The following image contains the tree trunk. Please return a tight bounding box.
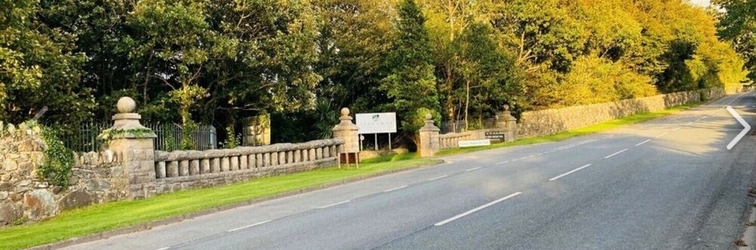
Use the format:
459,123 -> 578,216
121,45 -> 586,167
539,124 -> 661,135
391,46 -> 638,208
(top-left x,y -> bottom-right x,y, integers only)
465,79 -> 470,131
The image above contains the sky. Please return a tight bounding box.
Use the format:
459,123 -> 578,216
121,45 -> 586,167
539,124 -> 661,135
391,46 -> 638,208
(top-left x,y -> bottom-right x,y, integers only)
690,0 -> 711,7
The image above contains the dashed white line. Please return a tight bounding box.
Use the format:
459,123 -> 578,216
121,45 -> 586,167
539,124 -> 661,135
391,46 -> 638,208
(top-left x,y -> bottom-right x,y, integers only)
155,248 -> 170,250
635,139 -> 652,147
702,116 -> 708,119
673,127 -> 681,131
496,160 -> 510,165
536,153 -> 543,156
686,122 -> 693,126
228,220 -> 272,232
548,164 -> 592,181
655,132 -> 669,138
512,159 -> 520,162
465,167 -> 482,172
383,185 -> 408,192
604,149 -> 629,159
727,94 -> 744,105
317,200 -> 351,209
428,175 -> 449,181
434,192 -> 522,226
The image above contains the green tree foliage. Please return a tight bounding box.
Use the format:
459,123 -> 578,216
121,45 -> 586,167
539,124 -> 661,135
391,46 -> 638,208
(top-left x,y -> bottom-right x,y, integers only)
456,22 -> 524,129
715,0 -> 756,82
1,0 -> 748,151
0,0 -> 93,126
381,0 -> 440,145
312,0 -> 393,110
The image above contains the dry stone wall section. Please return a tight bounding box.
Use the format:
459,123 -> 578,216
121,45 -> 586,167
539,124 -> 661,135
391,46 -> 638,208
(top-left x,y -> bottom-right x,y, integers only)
517,88 -> 726,138
0,122 -> 127,227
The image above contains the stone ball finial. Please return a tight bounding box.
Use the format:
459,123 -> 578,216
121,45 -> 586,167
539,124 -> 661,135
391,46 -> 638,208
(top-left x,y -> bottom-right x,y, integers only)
425,113 -> 432,120
340,108 -> 350,116
117,97 -> 137,113
503,104 -> 510,111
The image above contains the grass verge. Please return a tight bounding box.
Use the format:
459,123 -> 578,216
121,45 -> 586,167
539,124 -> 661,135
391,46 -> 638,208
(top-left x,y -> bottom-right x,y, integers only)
437,101 -> 703,156
0,158 -> 440,250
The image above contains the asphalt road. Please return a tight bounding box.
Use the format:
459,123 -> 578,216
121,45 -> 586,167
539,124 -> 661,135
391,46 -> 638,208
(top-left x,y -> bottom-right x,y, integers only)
63,93 -> 756,250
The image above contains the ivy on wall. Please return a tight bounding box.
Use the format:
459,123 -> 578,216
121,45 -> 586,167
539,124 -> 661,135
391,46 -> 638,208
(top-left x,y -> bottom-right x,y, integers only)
39,127 -> 74,188
1,121 -> 74,188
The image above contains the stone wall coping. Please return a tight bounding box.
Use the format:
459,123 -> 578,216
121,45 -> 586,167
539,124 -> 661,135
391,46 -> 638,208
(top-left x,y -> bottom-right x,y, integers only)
154,138 -> 344,162
439,131 -> 473,139
525,89 -> 704,114
157,158 -> 336,182
73,151 -> 123,167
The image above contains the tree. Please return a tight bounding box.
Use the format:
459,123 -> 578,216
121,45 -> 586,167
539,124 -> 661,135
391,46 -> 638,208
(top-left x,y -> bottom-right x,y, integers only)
0,0 -> 93,126
715,0 -> 756,82
381,0 -> 440,147
203,0 -> 322,135
457,22 -> 523,129
311,0 -> 393,110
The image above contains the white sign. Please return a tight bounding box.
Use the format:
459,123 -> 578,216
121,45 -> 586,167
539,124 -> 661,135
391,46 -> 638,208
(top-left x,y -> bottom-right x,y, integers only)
459,139 -> 491,148
356,113 -> 397,134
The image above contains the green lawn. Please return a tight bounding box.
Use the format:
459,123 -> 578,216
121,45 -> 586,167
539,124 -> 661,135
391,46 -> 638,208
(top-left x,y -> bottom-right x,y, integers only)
437,101 -> 703,156
0,158 -> 440,250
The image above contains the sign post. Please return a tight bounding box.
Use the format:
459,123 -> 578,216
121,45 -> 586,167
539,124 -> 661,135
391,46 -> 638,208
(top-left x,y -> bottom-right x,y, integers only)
356,113 -> 397,151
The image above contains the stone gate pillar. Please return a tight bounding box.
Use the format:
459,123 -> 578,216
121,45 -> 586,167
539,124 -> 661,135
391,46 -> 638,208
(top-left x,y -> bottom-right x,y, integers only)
107,97 -> 157,199
332,108 -> 360,167
419,114 -> 440,157
502,105 -> 518,142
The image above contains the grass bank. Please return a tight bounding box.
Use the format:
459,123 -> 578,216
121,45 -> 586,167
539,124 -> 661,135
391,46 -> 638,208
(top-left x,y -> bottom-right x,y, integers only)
0,158 -> 440,250
437,101 -> 703,156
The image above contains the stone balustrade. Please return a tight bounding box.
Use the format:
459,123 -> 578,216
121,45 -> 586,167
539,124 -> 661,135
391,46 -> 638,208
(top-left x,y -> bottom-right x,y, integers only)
152,139 -> 343,193
439,132 -> 474,149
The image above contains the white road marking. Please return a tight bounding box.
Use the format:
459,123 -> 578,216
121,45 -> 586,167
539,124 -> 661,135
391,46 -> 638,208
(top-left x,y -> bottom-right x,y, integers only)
512,159 -> 520,162
228,220 -> 272,232
536,153 -> 544,156
604,149 -> 629,159
686,122 -> 693,126
702,116 -> 708,119
548,164 -> 592,181
434,192 -> 522,226
465,167 -> 482,172
428,175 -> 449,181
155,248 -> 170,250
383,185 -> 408,192
727,94 -> 744,105
317,200 -> 351,209
635,139 -> 652,147
673,127 -> 681,131
496,160 -> 509,165
655,132 -> 669,138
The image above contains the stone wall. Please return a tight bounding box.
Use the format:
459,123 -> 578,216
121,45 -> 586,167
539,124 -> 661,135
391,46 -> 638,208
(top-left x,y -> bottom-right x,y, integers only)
0,121 -> 343,227
153,139 -> 343,193
65,151 -> 128,208
0,122 -> 128,227
517,88 -> 725,138
0,122 -> 49,226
